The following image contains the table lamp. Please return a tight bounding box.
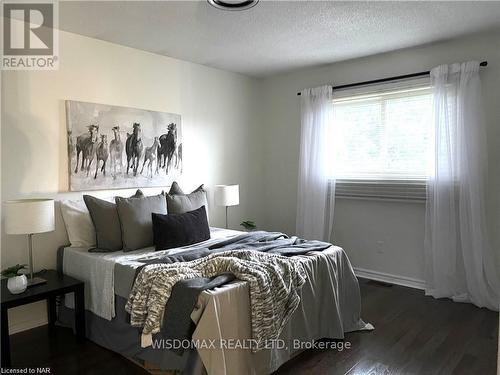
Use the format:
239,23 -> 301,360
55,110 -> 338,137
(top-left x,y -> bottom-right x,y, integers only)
214,185 -> 239,229
4,199 -> 55,287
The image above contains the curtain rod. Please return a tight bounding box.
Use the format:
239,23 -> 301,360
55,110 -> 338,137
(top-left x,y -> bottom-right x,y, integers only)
296,61 -> 488,96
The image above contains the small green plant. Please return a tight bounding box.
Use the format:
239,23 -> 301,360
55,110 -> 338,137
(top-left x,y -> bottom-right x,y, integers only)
240,220 -> 257,231
1,264 -> 27,278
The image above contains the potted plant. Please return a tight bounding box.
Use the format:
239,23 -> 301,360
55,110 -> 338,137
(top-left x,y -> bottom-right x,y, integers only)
240,220 -> 257,231
2,264 -> 28,294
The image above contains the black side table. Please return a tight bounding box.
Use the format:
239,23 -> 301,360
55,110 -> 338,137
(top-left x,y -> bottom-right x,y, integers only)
1,270 -> 85,367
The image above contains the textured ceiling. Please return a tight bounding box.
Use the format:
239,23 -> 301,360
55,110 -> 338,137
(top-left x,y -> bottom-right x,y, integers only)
59,1 -> 500,77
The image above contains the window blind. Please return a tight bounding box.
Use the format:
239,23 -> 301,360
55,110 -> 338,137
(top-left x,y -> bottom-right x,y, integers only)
334,179 -> 427,201
331,78 -> 433,183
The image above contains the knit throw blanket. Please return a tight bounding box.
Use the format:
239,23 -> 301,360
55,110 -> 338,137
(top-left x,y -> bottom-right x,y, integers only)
125,249 -> 307,350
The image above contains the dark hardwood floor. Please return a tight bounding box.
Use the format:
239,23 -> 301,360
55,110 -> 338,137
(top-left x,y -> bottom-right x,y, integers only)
8,324 -> 149,374
277,279 -> 499,375
6,279 -> 498,375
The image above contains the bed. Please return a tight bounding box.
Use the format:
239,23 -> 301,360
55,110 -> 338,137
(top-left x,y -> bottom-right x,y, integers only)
56,227 -> 372,374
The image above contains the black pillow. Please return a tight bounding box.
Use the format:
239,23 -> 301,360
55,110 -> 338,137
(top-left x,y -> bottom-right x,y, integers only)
152,206 -> 210,250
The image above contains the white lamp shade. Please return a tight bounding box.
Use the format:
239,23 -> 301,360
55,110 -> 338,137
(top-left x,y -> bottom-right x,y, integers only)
214,185 -> 240,207
4,199 -> 55,235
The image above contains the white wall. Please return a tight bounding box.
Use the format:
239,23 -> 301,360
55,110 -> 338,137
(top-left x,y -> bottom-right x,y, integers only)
260,30 -> 500,284
1,30 -> 264,333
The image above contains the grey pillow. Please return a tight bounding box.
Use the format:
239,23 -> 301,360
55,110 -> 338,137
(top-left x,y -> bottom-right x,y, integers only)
168,181 -> 185,195
116,193 -> 168,251
166,183 -> 209,218
84,190 -> 143,252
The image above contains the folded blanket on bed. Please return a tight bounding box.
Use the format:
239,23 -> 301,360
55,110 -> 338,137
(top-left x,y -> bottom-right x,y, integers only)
134,247 -> 236,354
126,250 -> 307,351
127,231 -> 332,349
207,231 -> 332,256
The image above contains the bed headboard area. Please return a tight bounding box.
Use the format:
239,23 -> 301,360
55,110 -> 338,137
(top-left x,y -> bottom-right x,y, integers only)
3,186 -> 168,273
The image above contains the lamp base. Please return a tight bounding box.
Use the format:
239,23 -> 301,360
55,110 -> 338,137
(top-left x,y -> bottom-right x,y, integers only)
27,277 -> 47,287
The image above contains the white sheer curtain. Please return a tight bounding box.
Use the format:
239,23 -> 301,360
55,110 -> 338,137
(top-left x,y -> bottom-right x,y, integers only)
425,61 -> 499,311
296,85 -> 335,241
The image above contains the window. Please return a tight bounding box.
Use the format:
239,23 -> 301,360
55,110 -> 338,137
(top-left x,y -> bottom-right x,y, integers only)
332,82 -> 433,182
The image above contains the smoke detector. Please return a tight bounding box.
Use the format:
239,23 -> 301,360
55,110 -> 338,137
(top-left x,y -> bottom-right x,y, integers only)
207,0 -> 259,11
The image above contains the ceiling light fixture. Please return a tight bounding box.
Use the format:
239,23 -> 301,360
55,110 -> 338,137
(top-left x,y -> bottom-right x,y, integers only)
207,0 -> 259,11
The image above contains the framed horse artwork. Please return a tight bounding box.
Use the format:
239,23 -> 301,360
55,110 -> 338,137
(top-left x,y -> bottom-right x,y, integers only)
65,100 -> 182,191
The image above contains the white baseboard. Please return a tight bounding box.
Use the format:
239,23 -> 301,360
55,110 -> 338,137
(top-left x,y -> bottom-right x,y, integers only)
9,317 -> 48,335
354,267 -> 426,290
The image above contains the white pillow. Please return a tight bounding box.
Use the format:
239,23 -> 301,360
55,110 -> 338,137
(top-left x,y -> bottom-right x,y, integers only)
60,199 -> 96,247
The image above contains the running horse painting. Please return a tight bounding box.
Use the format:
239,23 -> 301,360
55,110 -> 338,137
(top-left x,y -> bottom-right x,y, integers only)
126,123 -> 143,177
157,123 -> 178,174
66,100 -> 182,191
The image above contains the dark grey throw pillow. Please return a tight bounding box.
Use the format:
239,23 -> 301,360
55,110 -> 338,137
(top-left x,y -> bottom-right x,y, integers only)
116,193 -> 168,251
166,183 -> 209,219
152,206 -> 210,250
84,190 -> 143,252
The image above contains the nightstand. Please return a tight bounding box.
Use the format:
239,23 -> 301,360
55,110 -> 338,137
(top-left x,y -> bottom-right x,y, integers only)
1,270 -> 85,367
